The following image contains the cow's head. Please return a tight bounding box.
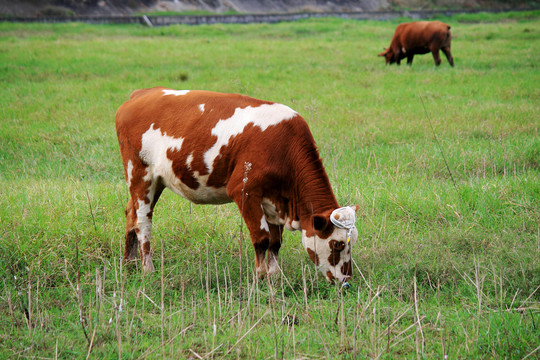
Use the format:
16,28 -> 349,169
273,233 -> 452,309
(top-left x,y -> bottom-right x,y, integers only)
378,48 -> 394,64
302,206 -> 359,284
378,47 -> 406,65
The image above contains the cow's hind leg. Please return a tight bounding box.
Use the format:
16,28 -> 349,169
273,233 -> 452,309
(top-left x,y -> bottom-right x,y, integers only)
441,46 -> 454,67
138,180 -> 164,272
124,197 -> 139,262
124,167 -> 165,272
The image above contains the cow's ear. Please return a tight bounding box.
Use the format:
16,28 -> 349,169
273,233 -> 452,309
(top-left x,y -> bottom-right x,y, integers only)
312,214 -> 330,232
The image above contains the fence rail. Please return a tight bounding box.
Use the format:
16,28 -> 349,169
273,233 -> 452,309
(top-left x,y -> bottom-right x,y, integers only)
1,8 -> 536,26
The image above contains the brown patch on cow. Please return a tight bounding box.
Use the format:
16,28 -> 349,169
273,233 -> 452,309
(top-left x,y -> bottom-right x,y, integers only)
141,242 -> 151,255
125,198 -> 136,228
169,150 -> 200,190
206,143 -> 235,188
329,240 -> 345,251
326,271 -> 335,281
341,260 -> 352,277
308,209 -> 337,239
124,229 -> 138,260
306,247 -> 320,266
328,240 -> 345,266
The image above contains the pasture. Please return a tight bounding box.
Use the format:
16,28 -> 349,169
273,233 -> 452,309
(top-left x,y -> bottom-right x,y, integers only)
0,11 -> 539,359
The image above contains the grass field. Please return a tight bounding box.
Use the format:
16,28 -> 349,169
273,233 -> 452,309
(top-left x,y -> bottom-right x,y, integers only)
0,10 -> 539,359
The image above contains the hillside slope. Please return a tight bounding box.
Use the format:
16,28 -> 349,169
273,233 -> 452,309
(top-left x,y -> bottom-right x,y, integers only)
0,0 -> 536,16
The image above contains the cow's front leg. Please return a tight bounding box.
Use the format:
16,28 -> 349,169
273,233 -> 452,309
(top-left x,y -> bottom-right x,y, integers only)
230,193 -> 272,278
248,208 -> 273,279
253,234 -> 270,279
431,47 -> 442,66
266,223 -> 283,276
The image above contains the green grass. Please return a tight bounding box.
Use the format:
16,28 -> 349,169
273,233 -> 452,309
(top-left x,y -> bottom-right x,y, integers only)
0,12 -> 539,359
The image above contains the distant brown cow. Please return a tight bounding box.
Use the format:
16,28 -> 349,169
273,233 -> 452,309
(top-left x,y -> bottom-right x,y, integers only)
379,21 -> 454,67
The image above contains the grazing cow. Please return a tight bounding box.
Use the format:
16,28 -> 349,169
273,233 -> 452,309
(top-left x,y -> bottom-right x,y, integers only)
115,87 -> 359,283
378,21 -> 454,66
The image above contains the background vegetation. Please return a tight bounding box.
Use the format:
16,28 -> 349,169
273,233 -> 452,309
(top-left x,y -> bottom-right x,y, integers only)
0,10 -> 539,359
2,0 -> 540,17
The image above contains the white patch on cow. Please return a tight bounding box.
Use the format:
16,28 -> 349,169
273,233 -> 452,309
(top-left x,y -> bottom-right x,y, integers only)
140,124 -> 184,186
301,229 -> 330,262
198,104 -> 205,113
162,89 -> 190,96
134,173 -> 163,272
260,215 -> 270,232
204,103 -> 297,172
136,199 -> 153,245
139,124 -> 229,204
186,153 -> 194,168
142,166 -> 152,183
126,160 -> 133,188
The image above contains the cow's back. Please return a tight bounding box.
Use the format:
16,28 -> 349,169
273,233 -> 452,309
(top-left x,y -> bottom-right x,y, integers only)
117,88 -> 270,137
397,21 -> 451,49
115,88 -> 305,204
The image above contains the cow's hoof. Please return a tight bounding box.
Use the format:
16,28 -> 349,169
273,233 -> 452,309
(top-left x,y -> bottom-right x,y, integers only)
256,263 -> 268,279
123,256 -> 138,264
256,269 -> 267,280
143,256 -> 155,272
267,254 -> 279,276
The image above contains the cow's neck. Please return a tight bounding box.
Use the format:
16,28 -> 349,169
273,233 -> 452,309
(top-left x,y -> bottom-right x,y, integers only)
292,156 -> 339,228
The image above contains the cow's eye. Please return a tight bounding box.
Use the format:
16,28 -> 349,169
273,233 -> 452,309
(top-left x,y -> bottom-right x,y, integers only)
329,240 -> 345,251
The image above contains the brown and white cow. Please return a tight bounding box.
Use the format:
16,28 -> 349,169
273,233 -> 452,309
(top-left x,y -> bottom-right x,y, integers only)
115,87 -> 359,283
378,21 -> 454,67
